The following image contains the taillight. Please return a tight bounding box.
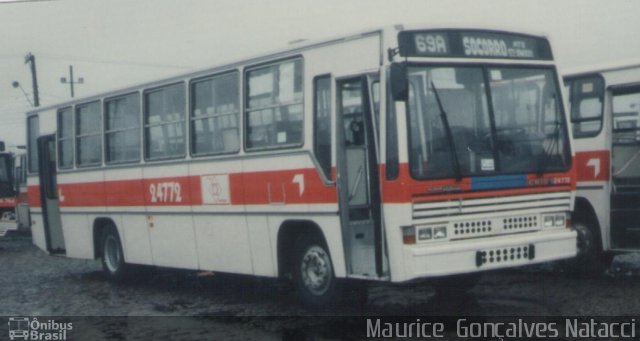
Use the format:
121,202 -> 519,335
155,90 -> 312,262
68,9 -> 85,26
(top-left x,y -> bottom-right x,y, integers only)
401,225 -> 416,244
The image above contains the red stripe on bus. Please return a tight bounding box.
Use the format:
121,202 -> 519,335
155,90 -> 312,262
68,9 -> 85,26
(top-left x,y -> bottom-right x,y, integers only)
0,197 -> 16,208
28,186 -> 40,207
27,164 -> 574,208
575,150 -> 609,181
380,163 -> 574,203
28,168 -> 338,208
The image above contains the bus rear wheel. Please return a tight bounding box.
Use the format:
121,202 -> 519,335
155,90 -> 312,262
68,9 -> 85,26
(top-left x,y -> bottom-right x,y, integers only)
292,234 -> 342,307
100,225 -> 129,281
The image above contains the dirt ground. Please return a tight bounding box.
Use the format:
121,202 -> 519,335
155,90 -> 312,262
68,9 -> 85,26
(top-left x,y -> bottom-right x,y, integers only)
2,234 -> 640,340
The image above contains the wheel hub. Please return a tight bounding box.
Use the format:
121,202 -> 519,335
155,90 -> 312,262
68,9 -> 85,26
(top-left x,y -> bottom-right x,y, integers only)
300,246 -> 331,295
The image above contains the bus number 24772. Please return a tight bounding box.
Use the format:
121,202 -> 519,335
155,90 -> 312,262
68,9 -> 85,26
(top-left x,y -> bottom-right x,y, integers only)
149,182 -> 183,203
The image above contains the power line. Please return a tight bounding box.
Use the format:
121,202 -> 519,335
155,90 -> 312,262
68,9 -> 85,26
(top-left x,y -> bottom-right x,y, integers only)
37,52 -> 195,70
0,0 -> 58,4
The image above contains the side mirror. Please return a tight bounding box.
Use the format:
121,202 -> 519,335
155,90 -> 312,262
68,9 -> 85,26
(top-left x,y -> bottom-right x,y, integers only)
389,63 -> 408,101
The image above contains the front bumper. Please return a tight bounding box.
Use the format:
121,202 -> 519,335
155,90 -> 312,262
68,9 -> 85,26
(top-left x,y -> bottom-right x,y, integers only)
401,229 -> 576,281
0,219 -> 18,237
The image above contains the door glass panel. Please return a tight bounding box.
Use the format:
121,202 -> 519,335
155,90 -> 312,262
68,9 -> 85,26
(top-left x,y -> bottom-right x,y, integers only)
340,80 -> 370,220
46,140 -> 57,199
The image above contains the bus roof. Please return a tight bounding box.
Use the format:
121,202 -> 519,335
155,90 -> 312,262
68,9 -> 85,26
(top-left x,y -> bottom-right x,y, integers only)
563,59 -> 640,78
25,23 -> 552,115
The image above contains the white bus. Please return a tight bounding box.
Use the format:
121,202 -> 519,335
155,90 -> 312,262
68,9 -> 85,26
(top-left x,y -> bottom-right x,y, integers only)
0,144 -> 17,236
0,150 -> 30,237
26,25 -> 577,306
564,61 -> 640,275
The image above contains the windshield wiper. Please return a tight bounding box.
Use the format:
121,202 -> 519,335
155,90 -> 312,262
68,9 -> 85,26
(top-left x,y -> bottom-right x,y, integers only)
430,81 -> 462,181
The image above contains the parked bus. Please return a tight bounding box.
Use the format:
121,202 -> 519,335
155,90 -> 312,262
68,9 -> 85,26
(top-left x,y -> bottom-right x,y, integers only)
564,61 -> 640,275
0,141 -> 17,236
26,25 -> 577,306
0,147 -> 29,237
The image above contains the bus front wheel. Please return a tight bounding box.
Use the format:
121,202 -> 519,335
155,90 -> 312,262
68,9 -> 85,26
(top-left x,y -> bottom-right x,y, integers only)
292,234 -> 342,307
100,225 -> 129,281
572,219 -> 613,277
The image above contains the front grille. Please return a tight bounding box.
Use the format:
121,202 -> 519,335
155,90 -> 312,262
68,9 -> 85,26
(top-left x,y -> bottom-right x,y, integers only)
503,215 -> 538,230
476,244 -> 535,267
412,192 -> 572,220
411,192 -> 571,241
448,213 -> 541,240
453,220 -> 493,237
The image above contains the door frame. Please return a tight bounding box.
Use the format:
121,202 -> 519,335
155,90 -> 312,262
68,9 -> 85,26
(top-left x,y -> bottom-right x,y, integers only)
335,74 -> 384,277
37,134 -> 65,254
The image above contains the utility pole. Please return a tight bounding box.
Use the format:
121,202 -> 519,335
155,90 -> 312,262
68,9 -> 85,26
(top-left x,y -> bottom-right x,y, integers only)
24,52 -> 39,107
60,65 -> 84,98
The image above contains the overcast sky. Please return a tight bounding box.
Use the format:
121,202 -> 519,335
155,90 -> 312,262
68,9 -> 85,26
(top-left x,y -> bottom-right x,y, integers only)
1,0 -> 638,148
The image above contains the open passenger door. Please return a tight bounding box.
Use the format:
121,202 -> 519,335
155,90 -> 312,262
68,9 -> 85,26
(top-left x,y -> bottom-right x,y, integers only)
37,134 -> 65,254
335,75 -> 385,278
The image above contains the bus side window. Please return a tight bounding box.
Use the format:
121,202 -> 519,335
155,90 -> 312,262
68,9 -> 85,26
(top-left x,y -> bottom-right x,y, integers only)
568,76 -> 604,138
246,58 -> 303,150
27,115 -> 39,173
105,93 -> 141,164
57,107 -> 74,169
144,83 -> 186,160
191,72 -> 240,156
313,75 -> 332,179
75,101 -> 102,167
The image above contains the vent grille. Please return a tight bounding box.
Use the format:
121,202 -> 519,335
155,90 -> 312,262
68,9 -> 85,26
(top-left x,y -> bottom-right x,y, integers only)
453,220 -> 492,237
412,192 -> 572,220
476,244 -> 535,267
503,215 -> 538,230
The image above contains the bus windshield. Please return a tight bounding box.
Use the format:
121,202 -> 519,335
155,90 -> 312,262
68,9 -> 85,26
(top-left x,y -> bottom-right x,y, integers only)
0,155 -> 10,183
407,65 -> 570,179
0,154 -> 13,197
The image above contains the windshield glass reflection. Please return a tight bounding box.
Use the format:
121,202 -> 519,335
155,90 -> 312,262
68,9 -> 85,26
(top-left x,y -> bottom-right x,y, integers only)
406,65 -> 570,179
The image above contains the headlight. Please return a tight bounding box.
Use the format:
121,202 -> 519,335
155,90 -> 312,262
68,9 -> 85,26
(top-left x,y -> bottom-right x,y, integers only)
418,227 -> 432,241
433,226 -> 447,239
543,213 -> 567,228
409,225 -> 448,243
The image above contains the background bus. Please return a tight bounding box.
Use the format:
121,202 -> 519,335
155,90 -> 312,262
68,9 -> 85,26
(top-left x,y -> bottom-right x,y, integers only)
0,145 -> 29,237
26,25 -> 576,306
565,61 -> 640,275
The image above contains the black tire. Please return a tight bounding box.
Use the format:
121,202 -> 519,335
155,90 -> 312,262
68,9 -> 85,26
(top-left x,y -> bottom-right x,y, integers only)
570,219 -> 613,277
100,225 -> 129,281
431,273 -> 481,296
292,234 -> 342,308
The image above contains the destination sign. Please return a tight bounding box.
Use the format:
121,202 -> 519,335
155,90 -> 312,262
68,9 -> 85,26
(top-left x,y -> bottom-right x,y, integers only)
398,30 -> 552,60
